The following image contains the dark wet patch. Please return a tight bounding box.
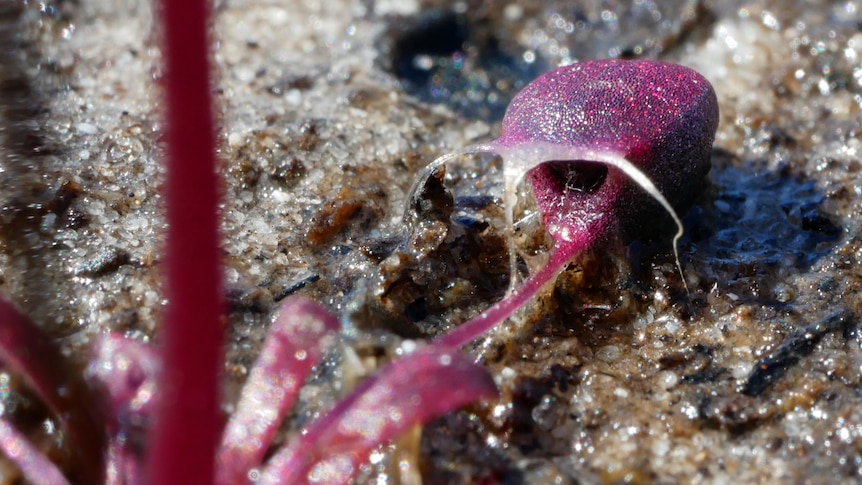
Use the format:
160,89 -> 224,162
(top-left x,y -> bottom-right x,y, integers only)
382,1 -> 711,121
692,164 -> 843,300
509,375 -> 556,454
384,8 -> 545,121
421,411 -> 523,484
0,1 -> 89,337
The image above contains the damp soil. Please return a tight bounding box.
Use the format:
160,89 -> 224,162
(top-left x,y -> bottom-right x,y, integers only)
1,0 -> 862,484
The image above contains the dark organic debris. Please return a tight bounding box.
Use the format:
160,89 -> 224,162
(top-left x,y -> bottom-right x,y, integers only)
296,120 -> 320,152
452,214 -> 489,231
740,310 -> 854,396
509,375 -> 557,454
697,394 -> 775,433
410,163 -> 453,221
421,411 -> 522,484
680,366 -> 726,385
226,285 -> 272,313
274,273 -> 320,302
358,234 -> 401,262
454,194 -> 496,211
270,158 -> 306,187
781,199 -> 842,237
306,186 -> 365,245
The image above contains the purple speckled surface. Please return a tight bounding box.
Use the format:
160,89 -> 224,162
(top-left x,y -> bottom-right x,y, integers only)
500,59 -> 718,245
499,60 -> 718,162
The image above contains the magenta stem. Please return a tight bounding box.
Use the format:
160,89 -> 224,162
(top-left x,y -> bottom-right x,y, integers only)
146,0 -> 223,484
0,418 -> 71,485
434,242 -> 583,350
0,299 -> 105,485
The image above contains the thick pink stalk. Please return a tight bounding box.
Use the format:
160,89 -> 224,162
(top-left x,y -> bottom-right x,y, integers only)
216,298 -> 339,485
147,0 -> 222,484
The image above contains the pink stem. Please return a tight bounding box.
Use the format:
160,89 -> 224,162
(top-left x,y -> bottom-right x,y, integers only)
0,298 -> 105,485
434,243 -> 584,350
216,298 -> 339,485
106,438 -> 143,485
260,348 -> 497,483
0,418 -> 71,485
146,0 -> 222,484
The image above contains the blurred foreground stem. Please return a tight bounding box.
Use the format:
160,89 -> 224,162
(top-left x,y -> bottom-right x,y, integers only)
146,1 -> 223,484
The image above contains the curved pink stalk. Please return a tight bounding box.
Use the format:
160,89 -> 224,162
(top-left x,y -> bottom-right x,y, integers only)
0,418 -> 70,485
259,347 -> 497,484
216,298 -> 339,485
147,0 -> 223,483
434,245 -> 582,350
0,298 -> 105,485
